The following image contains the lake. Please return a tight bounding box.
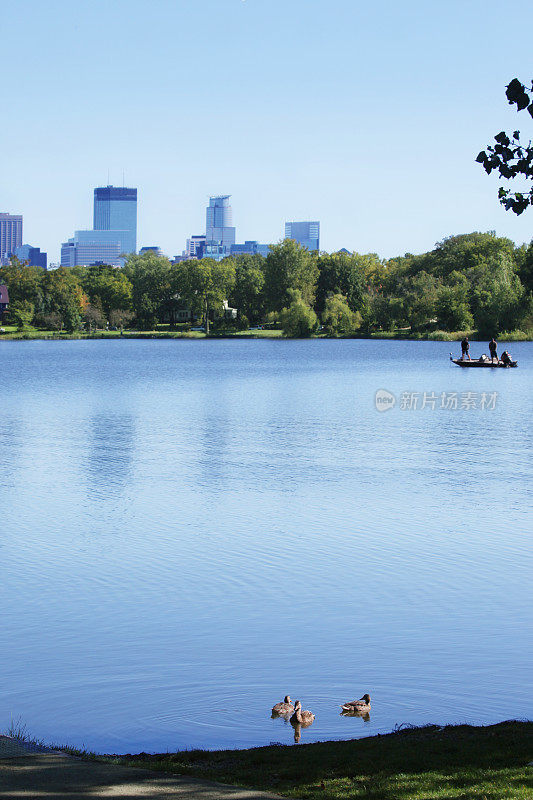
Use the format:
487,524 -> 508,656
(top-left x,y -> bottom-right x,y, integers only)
1,339 -> 531,753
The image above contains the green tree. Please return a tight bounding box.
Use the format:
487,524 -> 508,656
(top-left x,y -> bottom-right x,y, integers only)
173,258 -> 236,334
476,78 -> 533,214
43,268 -> 84,332
109,308 -> 134,331
470,254 -> 526,335
83,304 -> 107,331
322,293 -> 361,336
228,254 -> 265,324
124,252 -> 172,329
436,286 -> 474,331
264,240 -> 319,312
82,265 -> 133,319
9,300 -> 35,330
315,252 -> 369,317
518,240 -> 533,293
400,271 -> 439,331
365,295 -> 405,332
279,290 -> 319,337
0,259 -> 44,312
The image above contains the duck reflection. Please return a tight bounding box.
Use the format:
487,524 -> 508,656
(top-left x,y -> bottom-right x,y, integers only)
340,708 -> 371,722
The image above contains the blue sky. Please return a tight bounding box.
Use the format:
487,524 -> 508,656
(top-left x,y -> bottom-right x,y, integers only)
2,0 -> 532,262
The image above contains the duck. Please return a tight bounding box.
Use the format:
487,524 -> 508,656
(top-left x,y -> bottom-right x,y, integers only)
290,700 -> 315,726
271,695 -> 294,715
341,693 -> 371,714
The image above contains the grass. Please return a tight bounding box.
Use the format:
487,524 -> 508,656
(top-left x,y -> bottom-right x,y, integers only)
0,325 -> 531,342
108,722 -> 532,800
0,326 -> 283,340
3,720 -> 531,797
4,715 -> 48,751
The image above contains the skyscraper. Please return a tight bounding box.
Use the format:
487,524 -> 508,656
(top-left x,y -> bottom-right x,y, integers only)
206,196 -> 235,254
94,186 -> 137,255
284,221 -> 320,252
0,213 -> 23,264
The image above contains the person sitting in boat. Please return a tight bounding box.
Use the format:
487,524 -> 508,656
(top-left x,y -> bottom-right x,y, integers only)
501,350 -> 512,366
460,337 -> 471,360
489,338 -> 498,363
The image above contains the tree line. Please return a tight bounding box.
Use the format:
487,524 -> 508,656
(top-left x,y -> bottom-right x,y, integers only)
1,231 -> 532,337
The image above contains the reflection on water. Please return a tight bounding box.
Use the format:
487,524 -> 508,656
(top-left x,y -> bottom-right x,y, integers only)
341,710 -> 371,723
0,339 -> 531,754
85,413 -> 135,495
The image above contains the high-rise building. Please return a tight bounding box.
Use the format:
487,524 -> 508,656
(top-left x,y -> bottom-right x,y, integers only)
61,230 -> 130,267
284,221 -> 320,252
206,196 -> 235,255
94,186 -> 137,255
13,244 -> 47,269
0,213 -> 23,264
184,235 -> 206,259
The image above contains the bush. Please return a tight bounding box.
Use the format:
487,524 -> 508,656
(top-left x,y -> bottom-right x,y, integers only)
33,312 -> 63,331
322,293 -> 362,336
280,291 -> 319,337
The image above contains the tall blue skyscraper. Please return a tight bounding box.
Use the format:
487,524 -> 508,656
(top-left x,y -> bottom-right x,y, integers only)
94,186 -> 137,255
206,196 -> 235,254
285,221 -> 320,252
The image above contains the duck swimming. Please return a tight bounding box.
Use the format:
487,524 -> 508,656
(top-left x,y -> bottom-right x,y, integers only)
341,693 -> 371,713
271,695 -> 294,715
290,700 -> 315,726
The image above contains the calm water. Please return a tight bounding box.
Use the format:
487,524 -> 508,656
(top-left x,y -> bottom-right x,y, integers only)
1,339 -> 531,753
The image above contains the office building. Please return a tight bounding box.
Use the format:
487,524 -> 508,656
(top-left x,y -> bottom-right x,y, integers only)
94,186 -> 137,255
0,213 -> 23,264
184,235 -> 206,259
61,230 -> 130,267
206,196 -> 235,254
14,244 -> 47,269
230,241 -> 271,257
284,220 -> 320,251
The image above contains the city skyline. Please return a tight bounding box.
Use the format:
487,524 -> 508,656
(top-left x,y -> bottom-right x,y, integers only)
2,0 -> 532,262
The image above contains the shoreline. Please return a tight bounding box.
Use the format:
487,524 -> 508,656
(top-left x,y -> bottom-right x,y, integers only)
0,330 -> 531,342
57,720 -> 532,800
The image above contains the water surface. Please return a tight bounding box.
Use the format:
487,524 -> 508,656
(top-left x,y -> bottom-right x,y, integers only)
1,339 -> 531,752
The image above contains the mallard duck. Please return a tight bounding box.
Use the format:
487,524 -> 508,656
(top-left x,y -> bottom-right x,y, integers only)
271,695 -> 294,715
341,693 -> 371,713
290,700 -> 315,726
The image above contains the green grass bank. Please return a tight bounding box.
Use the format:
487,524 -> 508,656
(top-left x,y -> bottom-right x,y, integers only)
0,325 -> 531,342
99,721 -> 532,800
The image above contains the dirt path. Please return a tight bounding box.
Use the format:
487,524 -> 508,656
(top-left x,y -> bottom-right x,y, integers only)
0,738 -> 283,800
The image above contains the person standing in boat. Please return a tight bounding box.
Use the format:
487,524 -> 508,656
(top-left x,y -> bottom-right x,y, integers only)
461,337 -> 471,360
489,338 -> 498,363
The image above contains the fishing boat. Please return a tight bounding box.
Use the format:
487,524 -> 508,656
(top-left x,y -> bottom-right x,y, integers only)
450,354 -> 518,368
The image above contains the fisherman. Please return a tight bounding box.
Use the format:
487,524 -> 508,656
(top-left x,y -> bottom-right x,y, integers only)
489,337 -> 498,363
460,337 -> 471,360
501,350 -> 512,367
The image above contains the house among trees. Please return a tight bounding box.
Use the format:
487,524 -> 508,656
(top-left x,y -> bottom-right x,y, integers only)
0,284 -> 9,317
